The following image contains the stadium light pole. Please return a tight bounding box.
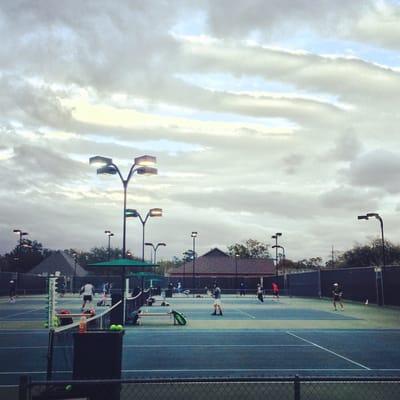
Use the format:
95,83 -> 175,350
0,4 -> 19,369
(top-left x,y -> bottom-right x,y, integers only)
358,213 -> 386,268
191,232 -> 198,292
126,208 -> 163,261
13,229 -> 29,271
89,155 -> 157,321
358,213 -> 386,306
104,230 -> 114,261
145,242 -> 166,264
235,253 -> 240,291
271,233 -> 282,276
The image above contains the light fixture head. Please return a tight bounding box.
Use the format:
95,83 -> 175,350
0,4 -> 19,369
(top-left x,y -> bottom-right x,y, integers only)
89,156 -> 113,167
158,242 -> 166,247
97,165 -> 117,175
13,229 -> 21,234
145,242 -> 153,246
104,230 -> 111,234
271,235 -> 276,239
150,208 -> 163,217
235,253 -> 240,258
191,231 -> 198,238
126,209 -> 139,217
276,232 -> 282,236
357,215 -> 368,220
136,166 -> 158,176
366,212 -> 379,218
135,155 -> 156,167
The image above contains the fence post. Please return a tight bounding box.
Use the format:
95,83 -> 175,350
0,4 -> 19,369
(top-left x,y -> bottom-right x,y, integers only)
294,375 -> 301,400
18,375 -> 30,400
46,329 -> 55,380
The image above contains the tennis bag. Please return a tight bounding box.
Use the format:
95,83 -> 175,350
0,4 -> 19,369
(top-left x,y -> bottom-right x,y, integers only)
171,310 -> 187,325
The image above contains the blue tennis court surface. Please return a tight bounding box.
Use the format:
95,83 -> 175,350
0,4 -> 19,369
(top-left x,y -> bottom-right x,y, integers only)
1,294 -> 400,386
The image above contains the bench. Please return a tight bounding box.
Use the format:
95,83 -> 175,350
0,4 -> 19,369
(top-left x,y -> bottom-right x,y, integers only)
137,311 -> 175,325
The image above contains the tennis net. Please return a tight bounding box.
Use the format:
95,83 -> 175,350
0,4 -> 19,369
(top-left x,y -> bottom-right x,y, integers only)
125,289 -> 151,324
47,300 -> 122,380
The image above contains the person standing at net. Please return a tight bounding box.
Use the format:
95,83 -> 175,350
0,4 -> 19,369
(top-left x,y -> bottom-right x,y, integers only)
256,283 -> 264,303
211,283 -> 223,316
80,282 -> 95,311
332,283 -> 344,311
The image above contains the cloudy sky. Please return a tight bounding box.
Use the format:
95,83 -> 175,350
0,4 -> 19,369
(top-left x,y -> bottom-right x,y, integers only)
1,0 -> 400,263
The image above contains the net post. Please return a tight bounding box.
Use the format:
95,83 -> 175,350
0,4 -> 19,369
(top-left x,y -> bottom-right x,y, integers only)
18,375 -> 30,400
294,375 -> 301,400
46,328 -> 55,380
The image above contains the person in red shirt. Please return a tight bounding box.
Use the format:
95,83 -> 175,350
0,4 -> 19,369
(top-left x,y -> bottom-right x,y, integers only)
272,282 -> 280,300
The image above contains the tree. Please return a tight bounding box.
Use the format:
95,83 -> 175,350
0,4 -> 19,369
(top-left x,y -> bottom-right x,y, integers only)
336,239 -> 400,268
4,240 -> 51,273
227,239 -> 270,259
182,249 -> 196,262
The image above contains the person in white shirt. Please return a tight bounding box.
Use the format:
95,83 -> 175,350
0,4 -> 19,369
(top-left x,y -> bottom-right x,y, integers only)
80,283 -> 95,311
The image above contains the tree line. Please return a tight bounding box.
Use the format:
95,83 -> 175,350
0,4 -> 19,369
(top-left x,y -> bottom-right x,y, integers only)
1,237 -> 400,275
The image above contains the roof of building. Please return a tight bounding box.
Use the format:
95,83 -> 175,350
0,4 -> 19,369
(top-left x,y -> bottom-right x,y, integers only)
30,251 -> 87,277
168,248 -> 275,277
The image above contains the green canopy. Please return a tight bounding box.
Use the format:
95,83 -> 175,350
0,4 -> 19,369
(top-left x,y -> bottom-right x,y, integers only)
128,271 -> 162,279
87,258 -> 157,268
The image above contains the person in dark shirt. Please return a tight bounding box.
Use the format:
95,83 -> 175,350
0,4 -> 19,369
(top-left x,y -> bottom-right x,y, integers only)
256,283 -> 264,303
9,280 -> 16,303
332,283 -> 344,311
239,282 -> 246,296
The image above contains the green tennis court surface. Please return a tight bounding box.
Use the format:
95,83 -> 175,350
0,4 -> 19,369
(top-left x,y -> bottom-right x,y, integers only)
1,294 -> 400,387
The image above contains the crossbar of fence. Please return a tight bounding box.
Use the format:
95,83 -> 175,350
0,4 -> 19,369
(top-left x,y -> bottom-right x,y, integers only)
20,375 -> 400,400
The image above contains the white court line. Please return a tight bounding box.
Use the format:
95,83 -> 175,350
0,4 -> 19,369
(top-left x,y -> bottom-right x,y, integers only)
124,344 -> 312,348
0,344 -> 312,350
286,331 -> 371,370
0,307 -> 43,320
3,368 -> 400,376
233,308 -> 256,319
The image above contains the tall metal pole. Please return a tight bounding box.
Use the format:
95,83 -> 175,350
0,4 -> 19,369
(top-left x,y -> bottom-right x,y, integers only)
142,220 -> 146,261
235,254 -> 238,291
192,234 -> 196,291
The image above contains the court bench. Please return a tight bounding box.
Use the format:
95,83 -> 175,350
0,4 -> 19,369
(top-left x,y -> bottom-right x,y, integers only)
136,309 -> 186,325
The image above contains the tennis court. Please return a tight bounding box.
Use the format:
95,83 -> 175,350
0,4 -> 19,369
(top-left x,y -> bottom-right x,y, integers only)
1,293 -> 400,389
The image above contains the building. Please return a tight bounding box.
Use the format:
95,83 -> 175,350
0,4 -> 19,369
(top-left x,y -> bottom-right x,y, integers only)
167,248 -> 275,290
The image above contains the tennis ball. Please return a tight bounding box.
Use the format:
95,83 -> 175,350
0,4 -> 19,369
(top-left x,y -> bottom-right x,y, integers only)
110,324 -> 117,330
117,324 -> 123,331
65,385 -> 72,391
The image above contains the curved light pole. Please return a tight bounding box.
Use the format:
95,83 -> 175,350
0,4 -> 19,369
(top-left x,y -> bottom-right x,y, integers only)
145,242 -> 166,264
358,212 -> 386,306
235,253 -> 240,291
191,232 -> 198,292
271,233 -> 282,276
89,155 -> 157,321
13,229 -> 29,271
126,208 -> 162,261
104,230 -> 114,261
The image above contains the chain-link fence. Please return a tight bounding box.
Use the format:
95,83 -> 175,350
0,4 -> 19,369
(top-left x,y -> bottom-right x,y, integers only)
20,376 -> 400,400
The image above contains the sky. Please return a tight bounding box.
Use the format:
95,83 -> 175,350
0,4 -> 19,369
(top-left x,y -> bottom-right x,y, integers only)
1,0 -> 400,263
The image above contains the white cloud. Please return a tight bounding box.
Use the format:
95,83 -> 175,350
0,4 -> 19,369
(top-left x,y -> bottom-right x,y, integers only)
0,1 -> 399,262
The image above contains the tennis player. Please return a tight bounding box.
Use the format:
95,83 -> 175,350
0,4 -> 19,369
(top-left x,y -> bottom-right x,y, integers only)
332,283 -> 344,311
80,282 -> 95,311
211,284 -> 223,316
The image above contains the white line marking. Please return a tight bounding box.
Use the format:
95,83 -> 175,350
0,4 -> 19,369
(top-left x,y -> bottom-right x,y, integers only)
3,368 -> 400,376
0,308 -> 43,320
286,331 -> 371,370
123,344 -> 312,348
234,308 -> 256,319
